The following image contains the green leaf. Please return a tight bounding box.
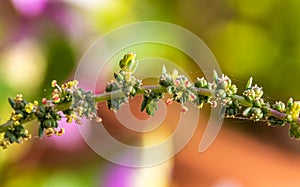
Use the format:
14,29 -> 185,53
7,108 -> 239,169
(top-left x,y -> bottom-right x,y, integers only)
141,99 -> 148,112
146,101 -> 155,116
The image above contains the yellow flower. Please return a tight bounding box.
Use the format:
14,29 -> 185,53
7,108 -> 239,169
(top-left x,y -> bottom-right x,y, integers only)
66,115 -> 73,123
25,103 -> 34,113
51,80 -> 57,87
56,128 -> 65,136
63,80 -> 78,89
52,94 -> 60,103
45,128 -> 55,137
291,101 -> 300,120
14,94 -> 23,102
0,139 -> 10,149
34,100 -> 38,106
14,121 -> 20,125
11,112 -> 23,121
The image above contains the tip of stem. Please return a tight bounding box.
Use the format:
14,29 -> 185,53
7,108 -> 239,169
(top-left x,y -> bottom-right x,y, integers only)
246,77 -> 253,89
213,70 -> 219,83
162,65 -> 167,74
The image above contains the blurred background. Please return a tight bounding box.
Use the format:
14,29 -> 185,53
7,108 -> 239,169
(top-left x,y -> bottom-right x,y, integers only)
1,0 -> 300,186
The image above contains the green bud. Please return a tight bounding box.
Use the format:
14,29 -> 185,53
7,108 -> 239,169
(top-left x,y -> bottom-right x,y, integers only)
262,106 -> 269,115
35,110 -> 45,120
227,108 -> 235,116
166,86 -> 173,94
272,101 -> 285,112
286,114 -> 293,123
267,116 -> 285,127
229,85 -> 237,95
114,73 -> 124,82
253,99 -> 261,108
287,98 -> 293,108
5,131 -> 17,143
105,85 -> 112,92
227,100 -> 233,106
251,108 -> 263,121
162,65 -> 167,74
213,70 -> 219,83
43,119 -> 52,128
14,125 -> 25,137
246,77 -> 253,89
38,126 -> 44,138
51,118 -> 58,128
8,97 -> 15,109
15,102 -> 25,110
194,77 -> 208,88
243,107 -> 252,117
159,79 -> 172,87
217,80 -> 228,90
216,89 -> 226,99
289,122 -> 300,139
119,52 -> 138,73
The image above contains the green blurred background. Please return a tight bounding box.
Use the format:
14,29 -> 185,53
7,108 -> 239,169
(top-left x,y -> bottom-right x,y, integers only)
1,0 -> 300,186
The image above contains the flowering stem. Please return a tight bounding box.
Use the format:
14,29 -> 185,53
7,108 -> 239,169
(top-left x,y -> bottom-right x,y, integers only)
0,86 -> 297,132
94,85 -> 167,102
1,52 -> 300,149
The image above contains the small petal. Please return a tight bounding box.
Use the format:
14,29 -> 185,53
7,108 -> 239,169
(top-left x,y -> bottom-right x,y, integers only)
51,80 -> 57,87
166,98 -> 173,106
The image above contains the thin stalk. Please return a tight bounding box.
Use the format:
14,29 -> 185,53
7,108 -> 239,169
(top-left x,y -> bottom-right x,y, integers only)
0,84 -> 298,134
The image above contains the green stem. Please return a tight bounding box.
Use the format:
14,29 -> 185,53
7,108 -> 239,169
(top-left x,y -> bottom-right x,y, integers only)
232,95 -> 252,107
0,84 -> 297,134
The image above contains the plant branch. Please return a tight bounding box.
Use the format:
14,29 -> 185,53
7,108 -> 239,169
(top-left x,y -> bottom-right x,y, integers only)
0,52 -> 300,149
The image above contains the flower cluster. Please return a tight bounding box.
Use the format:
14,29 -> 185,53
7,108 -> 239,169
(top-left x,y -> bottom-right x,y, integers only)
0,125 -> 31,149
35,104 -> 62,137
0,95 -> 37,148
159,66 -> 198,113
105,53 -> 142,111
241,77 -> 267,121
286,98 -> 300,123
72,88 -> 100,122
270,98 -> 300,138
8,94 -> 37,125
0,79 -> 100,149
211,71 -> 240,118
193,77 -> 210,108
50,79 -> 99,123
214,71 -> 237,99
50,80 -> 77,104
